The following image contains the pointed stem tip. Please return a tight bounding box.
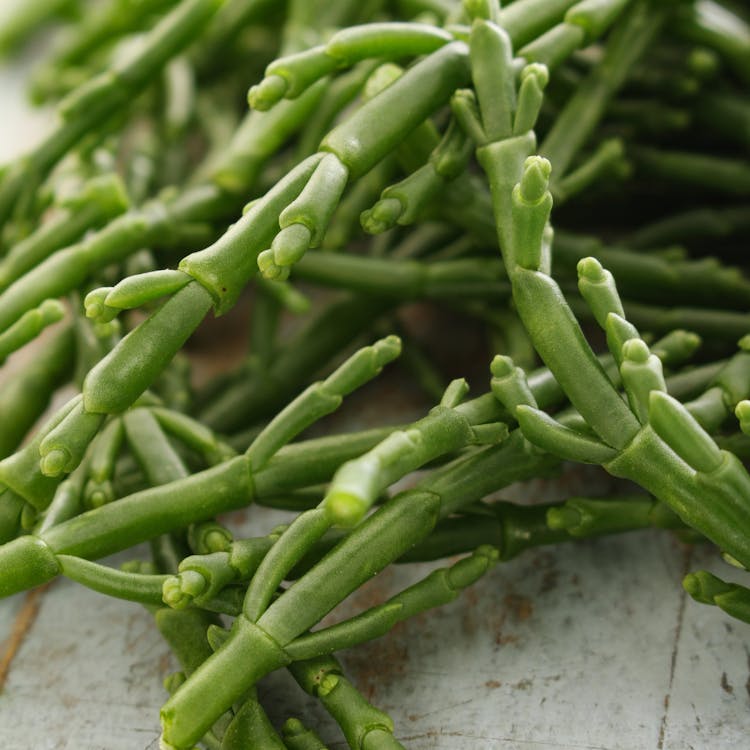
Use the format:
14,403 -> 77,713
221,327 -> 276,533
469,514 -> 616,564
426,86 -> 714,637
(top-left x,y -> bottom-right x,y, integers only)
519,156 -> 551,204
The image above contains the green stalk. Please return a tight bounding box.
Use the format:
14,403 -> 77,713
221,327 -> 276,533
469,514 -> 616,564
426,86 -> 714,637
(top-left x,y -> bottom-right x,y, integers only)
0,0 -> 224,229
540,0 -> 671,179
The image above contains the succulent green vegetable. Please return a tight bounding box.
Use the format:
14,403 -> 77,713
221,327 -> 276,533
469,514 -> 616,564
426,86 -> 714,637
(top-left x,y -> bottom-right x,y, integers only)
0,0 -> 748,747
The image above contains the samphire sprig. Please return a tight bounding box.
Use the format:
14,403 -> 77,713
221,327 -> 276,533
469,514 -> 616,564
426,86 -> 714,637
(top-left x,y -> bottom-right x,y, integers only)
465,1 -> 750,569
1,0 -> 750,747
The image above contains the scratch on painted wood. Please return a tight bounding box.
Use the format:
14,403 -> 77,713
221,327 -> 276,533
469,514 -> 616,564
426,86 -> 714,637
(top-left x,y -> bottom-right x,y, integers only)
0,584 -> 49,692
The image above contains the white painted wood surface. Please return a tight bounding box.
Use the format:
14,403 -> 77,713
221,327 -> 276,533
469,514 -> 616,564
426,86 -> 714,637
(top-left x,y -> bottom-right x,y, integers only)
2,517 -> 749,749
0,35 -> 748,750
